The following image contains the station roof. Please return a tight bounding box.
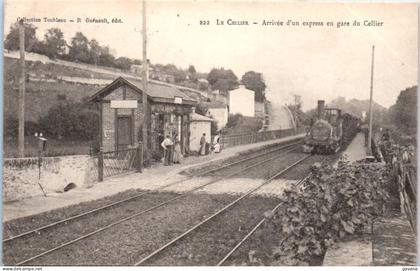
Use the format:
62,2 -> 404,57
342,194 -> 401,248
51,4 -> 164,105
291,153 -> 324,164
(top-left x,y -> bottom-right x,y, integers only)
89,76 -> 197,105
190,112 -> 213,122
202,101 -> 228,109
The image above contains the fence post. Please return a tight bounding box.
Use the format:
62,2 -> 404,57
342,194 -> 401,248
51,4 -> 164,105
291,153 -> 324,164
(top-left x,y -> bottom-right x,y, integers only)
98,148 -> 104,182
399,165 -> 406,215
137,142 -> 143,173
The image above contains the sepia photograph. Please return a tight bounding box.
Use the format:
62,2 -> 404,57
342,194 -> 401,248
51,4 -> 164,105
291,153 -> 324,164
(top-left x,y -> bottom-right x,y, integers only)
2,0 -> 418,267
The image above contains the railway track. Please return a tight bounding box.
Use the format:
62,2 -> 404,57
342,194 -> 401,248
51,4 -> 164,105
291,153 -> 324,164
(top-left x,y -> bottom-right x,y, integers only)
133,154 -> 312,266
132,155 -> 334,266
5,141 -> 302,266
217,156 -> 336,266
216,162 -> 322,266
3,140 -> 301,243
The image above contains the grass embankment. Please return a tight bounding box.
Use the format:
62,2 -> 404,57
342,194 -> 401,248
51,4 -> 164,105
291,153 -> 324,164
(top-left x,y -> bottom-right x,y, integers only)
4,137 -> 92,158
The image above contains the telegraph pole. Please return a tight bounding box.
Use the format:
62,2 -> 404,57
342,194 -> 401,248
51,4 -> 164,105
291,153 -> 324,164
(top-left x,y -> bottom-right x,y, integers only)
367,45 -> 375,155
18,19 -> 26,157
142,0 -> 148,163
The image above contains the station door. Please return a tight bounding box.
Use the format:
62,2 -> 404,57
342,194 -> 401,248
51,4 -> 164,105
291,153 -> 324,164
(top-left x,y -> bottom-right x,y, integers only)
117,115 -> 133,151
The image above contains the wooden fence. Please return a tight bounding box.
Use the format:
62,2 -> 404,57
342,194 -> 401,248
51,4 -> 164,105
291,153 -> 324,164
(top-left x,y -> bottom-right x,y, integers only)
397,160 -> 417,235
219,126 -> 306,149
94,144 -> 143,181
381,141 -> 417,235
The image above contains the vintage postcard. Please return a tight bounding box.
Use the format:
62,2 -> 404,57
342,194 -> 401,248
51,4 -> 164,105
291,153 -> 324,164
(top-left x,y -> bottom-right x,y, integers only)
2,0 -> 418,267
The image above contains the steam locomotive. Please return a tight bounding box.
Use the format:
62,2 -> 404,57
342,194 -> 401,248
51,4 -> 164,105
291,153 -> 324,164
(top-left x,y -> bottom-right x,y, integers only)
303,100 -> 360,154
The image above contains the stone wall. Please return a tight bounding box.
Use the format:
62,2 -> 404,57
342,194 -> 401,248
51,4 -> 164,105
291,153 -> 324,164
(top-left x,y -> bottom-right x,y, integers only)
3,155 -> 96,203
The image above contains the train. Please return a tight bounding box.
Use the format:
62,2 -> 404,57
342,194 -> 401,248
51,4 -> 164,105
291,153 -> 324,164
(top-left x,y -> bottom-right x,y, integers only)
303,100 -> 360,154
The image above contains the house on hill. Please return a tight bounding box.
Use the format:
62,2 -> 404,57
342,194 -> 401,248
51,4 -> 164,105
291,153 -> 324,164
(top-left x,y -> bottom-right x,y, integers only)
229,85 -> 255,117
203,102 -> 229,130
89,76 -> 197,160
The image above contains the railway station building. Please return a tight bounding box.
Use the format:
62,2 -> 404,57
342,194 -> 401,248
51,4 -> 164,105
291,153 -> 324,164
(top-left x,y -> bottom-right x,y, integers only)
89,77 -> 197,160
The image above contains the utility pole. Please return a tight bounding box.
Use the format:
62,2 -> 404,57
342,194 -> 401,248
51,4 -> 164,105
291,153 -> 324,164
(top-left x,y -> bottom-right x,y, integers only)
142,0 -> 148,164
367,45 -> 375,155
18,19 -> 26,158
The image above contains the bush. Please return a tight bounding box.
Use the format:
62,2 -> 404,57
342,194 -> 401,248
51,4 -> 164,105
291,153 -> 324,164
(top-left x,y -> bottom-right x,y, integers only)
211,121 -> 218,135
38,101 -> 99,140
227,113 -> 243,128
224,114 -> 263,135
195,103 -> 209,116
252,159 -> 389,265
4,116 -> 41,139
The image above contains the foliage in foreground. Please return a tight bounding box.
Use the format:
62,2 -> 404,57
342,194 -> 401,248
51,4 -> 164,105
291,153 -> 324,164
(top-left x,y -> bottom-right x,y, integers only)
256,159 -> 389,265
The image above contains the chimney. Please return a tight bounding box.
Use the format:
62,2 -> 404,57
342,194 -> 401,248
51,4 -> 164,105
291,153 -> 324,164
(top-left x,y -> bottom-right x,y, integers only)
317,100 -> 325,119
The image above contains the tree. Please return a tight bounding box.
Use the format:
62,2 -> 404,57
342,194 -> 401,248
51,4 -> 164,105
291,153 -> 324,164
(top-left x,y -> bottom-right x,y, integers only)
162,64 -> 187,83
207,68 -> 238,94
31,40 -> 48,55
98,45 -> 115,67
391,86 -> 417,133
293,94 -> 302,111
38,102 -> 99,140
69,32 -> 90,63
114,57 -> 133,70
4,22 -> 39,51
133,59 -> 142,65
241,71 -> 266,102
88,39 -> 101,65
188,65 -> 196,74
43,28 -> 66,59
188,65 -> 197,81
288,94 -> 305,127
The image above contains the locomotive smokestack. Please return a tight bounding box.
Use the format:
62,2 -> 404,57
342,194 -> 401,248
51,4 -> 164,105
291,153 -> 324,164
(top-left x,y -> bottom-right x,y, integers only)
317,100 -> 325,119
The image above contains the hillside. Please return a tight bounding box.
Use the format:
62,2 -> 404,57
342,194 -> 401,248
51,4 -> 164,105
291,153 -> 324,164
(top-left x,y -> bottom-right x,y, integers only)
264,102 -> 295,130
304,97 -> 387,123
4,57 -> 103,122
4,54 -> 209,122
327,97 -> 387,119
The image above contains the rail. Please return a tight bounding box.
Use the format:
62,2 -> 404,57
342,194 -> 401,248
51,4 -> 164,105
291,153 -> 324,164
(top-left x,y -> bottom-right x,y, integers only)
219,126 -> 306,149
134,154 -> 312,265
10,144 -> 301,266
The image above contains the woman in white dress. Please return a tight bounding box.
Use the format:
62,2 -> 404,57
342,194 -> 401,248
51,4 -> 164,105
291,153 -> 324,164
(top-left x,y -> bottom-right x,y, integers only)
213,133 -> 221,153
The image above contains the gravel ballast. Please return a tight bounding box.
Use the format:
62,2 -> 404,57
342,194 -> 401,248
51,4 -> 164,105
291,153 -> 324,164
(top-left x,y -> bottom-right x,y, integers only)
3,140 -> 347,266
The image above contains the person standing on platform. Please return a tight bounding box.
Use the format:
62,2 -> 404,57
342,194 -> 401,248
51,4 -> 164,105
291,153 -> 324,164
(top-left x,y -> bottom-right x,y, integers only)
161,135 -> 173,166
173,141 -> 182,163
199,133 -> 207,155
213,132 -> 221,153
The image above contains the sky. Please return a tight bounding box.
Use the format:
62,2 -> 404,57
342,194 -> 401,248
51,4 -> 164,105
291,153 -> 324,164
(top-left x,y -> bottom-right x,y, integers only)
4,0 -> 418,110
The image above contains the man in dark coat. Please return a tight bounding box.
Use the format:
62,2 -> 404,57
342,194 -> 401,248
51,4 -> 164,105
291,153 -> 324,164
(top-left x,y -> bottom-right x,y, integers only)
199,133 -> 207,155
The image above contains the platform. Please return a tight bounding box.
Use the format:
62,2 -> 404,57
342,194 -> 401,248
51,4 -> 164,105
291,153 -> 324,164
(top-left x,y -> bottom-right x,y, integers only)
323,213 -> 417,266
372,212 -> 417,265
339,132 -> 367,163
3,133 -> 304,222
323,133 -> 417,266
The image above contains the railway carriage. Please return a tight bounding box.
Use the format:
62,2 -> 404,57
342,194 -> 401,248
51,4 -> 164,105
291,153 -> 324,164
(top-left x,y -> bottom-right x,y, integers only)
303,100 -> 360,154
